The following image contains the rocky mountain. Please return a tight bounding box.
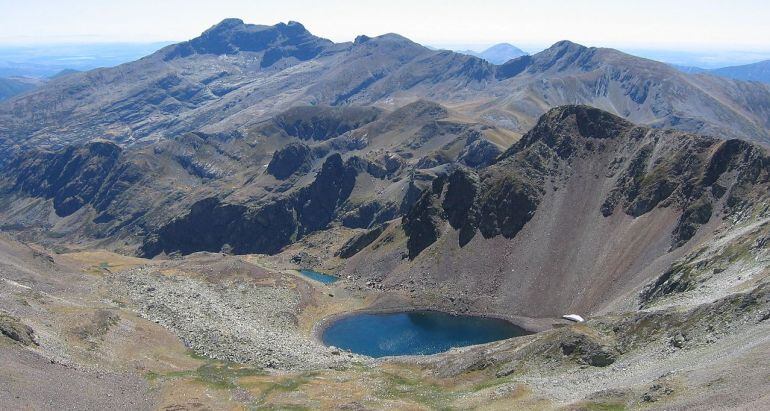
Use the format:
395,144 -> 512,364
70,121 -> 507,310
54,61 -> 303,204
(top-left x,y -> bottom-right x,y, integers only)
48,69 -> 80,79
0,100 -> 516,253
2,19 -> 770,168
457,43 -> 527,64
672,64 -> 708,74
490,41 -> 770,142
340,105 -> 770,318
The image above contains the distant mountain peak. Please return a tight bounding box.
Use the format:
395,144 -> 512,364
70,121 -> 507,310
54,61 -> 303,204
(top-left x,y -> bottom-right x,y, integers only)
354,35 -> 371,44
208,18 -> 245,30
517,40 -> 601,73
457,42 -> 527,65
197,18 -> 250,38
550,39 -> 586,48
543,40 -> 592,57
370,33 -> 422,46
484,43 -> 525,53
162,18 -> 330,64
350,33 -> 427,55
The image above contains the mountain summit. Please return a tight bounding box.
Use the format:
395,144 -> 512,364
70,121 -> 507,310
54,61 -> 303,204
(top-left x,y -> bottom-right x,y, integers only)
161,18 -> 332,64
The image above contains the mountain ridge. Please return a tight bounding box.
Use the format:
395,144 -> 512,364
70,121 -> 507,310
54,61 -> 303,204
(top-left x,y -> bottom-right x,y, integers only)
1,18 -> 770,169
675,59 -> 770,84
711,59 -> 770,83
0,76 -> 43,101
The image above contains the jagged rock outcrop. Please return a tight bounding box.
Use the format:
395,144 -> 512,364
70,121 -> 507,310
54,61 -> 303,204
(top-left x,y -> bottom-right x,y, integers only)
416,152 -> 452,169
403,177 -> 448,259
294,154 -> 357,234
600,132 -> 769,248
457,132 -> 502,168
475,168 -> 543,240
267,142 -> 313,179
556,331 -> 618,367
336,225 -> 387,258
402,160 -> 544,259
341,200 -> 398,229
639,262 -> 696,305
442,168 -> 481,246
141,197 -> 298,256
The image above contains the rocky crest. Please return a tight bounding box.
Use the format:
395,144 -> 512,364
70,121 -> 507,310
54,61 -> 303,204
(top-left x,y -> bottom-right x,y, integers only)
161,19 -> 333,67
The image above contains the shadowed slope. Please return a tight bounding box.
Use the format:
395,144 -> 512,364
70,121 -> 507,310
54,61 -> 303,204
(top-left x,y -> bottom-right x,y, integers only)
343,105 -> 770,318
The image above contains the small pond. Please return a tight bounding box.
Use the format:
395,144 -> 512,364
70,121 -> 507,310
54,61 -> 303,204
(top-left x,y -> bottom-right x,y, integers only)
321,310 -> 531,357
298,269 -> 339,284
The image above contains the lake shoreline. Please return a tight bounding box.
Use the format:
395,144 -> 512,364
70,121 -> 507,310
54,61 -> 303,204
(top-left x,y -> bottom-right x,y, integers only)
312,302 -> 564,350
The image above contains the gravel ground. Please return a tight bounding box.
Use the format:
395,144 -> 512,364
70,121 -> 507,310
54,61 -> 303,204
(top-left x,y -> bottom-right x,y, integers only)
109,265 -> 361,370
512,321 -> 770,405
0,343 -> 155,410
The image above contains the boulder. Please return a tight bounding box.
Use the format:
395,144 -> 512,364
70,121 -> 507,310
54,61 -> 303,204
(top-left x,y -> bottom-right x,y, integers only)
0,314 -> 36,346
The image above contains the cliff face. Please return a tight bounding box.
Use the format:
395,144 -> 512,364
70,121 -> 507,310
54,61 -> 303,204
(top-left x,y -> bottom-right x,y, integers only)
141,153 -> 360,256
3,141 -> 130,217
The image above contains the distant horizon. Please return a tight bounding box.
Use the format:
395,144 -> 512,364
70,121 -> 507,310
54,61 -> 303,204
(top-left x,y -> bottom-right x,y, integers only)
2,1 -> 769,48
2,33 -> 770,72
4,24 -> 770,56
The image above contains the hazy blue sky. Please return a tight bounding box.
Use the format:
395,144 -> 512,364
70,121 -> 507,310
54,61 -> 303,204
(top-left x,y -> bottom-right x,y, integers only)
1,0 -> 769,52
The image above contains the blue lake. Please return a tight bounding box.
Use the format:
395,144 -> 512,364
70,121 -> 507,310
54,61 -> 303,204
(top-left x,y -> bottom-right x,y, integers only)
299,269 -> 339,284
321,310 -> 530,357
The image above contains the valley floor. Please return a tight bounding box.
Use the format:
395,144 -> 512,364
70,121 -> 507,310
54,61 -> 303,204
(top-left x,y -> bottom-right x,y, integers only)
1,232 -> 769,410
